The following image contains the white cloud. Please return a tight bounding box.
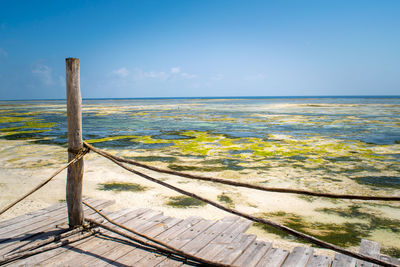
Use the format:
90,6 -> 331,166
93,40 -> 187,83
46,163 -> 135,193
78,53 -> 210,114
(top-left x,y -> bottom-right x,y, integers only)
133,67 -> 196,81
0,47 -> 7,57
145,71 -> 168,79
212,74 -> 224,81
112,67 -> 129,78
32,63 -> 53,85
170,67 -> 181,74
244,73 -> 266,81
180,72 -> 196,79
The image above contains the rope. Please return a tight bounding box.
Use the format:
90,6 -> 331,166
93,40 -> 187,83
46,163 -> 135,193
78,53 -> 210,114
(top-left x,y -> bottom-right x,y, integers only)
84,142 -> 400,201
87,148 -> 398,267
0,148 -> 89,216
83,202 -> 229,267
5,226 -> 86,255
0,227 -> 98,265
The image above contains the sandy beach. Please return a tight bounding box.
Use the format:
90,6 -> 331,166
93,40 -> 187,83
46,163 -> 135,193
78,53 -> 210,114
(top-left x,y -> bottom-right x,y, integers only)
1,138 -> 400,257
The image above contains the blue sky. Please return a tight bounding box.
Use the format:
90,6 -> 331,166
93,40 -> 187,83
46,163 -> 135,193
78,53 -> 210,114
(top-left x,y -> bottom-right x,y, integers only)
0,0 -> 399,100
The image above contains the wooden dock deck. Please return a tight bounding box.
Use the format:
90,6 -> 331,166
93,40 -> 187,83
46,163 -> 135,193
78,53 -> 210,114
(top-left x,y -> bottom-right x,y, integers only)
1,199 -> 399,267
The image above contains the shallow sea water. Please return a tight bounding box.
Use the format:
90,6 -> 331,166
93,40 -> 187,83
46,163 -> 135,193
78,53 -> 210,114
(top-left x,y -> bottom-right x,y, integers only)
1,97 -> 399,256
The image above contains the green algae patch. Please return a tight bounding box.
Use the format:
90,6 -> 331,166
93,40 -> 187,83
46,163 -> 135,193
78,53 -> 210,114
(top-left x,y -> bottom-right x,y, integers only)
381,247 -> 400,259
0,116 -> 29,123
1,129 -> 51,140
166,196 -> 206,208
1,126 -> 27,132
253,211 -> 369,247
254,207 -> 400,251
86,135 -> 136,144
318,205 -> 400,232
168,164 -> 199,171
24,121 -> 57,128
133,135 -> 172,144
129,156 -> 177,163
217,193 -> 234,206
353,176 -> 400,189
98,182 -> 148,192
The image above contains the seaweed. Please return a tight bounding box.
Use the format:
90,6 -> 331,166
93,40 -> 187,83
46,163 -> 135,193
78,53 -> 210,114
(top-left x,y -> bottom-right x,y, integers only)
217,193 -> 234,206
353,176 -> 400,189
254,209 -> 400,248
166,196 -> 206,208
97,182 -> 147,192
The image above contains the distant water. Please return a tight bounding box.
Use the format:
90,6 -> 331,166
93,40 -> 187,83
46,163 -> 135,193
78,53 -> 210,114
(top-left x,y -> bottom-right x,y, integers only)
1,96 -> 399,146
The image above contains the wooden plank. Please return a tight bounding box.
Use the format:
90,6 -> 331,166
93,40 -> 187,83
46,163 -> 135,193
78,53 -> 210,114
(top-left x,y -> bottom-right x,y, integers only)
179,217 -> 239,254
195,219 -> 252,260
232,241 -> 272,267
134,217 -> 240,267
5,208 -> 133,266
100,216 -> 202,267
0,203 -> 114,257
136,217 -> 246,267
0,198 -> 100,238
380,254 -> 400,266
213,233 -> 256,265
154,216 -> 203,242
167,219 -> 217,249
40,208 -> 157,266
65,209 -> 165,267
281,247 -> 314,267
109,217 -> 207,267
0,202 -> 70,237
356,239 -> 381,267
306,255 -> 332,267
0,199 -> 113,254
1,203 -> 123,266
144,217 -> 182,238
0,202 -> 65,228
0,198 -> 112,249
82,216 -> 183,267
73,214 -> 171,266
332,253 -> 356,267
256,247 -> 290,267
155,258 -> 185,267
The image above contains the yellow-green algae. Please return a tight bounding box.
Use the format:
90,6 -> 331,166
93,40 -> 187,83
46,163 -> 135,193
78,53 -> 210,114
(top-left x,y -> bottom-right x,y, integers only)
0,116 -> 30,123
86,135 -> 137,144
1,129 -> 51,137
254,208 -> 400,257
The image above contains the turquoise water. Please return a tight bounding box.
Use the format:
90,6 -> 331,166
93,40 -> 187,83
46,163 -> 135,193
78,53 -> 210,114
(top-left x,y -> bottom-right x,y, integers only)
1,97 -> 400,145
1,97 -> 400,183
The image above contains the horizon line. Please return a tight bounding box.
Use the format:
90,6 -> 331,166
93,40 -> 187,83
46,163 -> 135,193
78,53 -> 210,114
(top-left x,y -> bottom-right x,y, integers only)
1,95 -> 400,101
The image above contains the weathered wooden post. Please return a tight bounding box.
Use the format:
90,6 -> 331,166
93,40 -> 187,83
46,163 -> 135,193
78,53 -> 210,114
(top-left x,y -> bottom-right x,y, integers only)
66,58 -> 84,227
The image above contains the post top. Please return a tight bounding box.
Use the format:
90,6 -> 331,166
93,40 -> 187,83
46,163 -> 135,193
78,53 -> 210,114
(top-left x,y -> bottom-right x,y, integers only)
66,57 -> 80,62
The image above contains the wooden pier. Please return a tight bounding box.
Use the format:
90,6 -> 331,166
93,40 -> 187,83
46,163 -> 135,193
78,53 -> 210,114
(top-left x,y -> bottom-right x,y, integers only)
1,198 -> 398,266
